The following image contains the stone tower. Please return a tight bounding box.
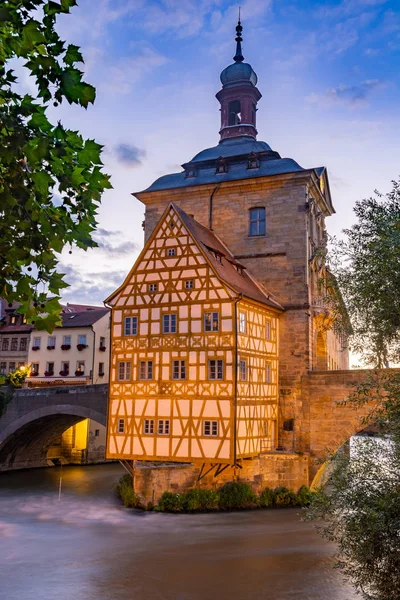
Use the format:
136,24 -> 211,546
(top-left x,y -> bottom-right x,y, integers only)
134,20 -> 349,453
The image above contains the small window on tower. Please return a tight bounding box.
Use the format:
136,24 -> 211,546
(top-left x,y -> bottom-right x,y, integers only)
228,100 -> 241,125
215,158 -> 227,174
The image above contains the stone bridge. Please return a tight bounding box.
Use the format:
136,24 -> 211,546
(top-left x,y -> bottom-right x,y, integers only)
0,384 -> 107,471
300,369 -> 400,487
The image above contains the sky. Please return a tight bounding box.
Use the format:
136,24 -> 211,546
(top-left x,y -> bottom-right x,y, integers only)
27,0 -> 400,305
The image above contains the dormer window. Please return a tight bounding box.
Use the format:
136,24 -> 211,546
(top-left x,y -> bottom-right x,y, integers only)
10,315 -> 17,325
228,100 -> 241,125
247,152 -> 259,169
185,168 -> 196,178
215,158 -> 227,174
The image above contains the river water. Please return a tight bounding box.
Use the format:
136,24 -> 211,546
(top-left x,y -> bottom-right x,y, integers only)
0,464 -> 357,600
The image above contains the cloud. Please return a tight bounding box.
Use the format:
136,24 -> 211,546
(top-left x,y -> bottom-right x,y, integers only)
95,240 -> 139,258
58,263 -> 127,304
114,144 -> 146,166
103,48 -> 167,94
307,79 -> 385,107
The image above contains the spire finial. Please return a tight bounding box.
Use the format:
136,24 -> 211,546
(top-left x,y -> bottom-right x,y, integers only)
233,10 -> 244,63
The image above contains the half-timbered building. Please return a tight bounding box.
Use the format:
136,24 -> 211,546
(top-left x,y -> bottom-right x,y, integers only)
106,204 -> 281,464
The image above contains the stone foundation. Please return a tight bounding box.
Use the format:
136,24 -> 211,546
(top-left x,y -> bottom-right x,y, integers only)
133,453 -> 309,505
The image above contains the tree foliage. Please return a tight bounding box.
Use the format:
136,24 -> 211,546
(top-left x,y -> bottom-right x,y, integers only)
308,371 -> 400,600
331,179 -> 400,366
0,0 -> 111,331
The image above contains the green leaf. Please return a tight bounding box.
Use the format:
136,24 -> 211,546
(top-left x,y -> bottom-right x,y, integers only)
64,44 -> 84,65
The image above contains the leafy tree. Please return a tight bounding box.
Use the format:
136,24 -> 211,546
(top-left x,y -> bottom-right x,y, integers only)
331,179 -> 400,366
0,0 -> 111,331
308,370 -> 400,600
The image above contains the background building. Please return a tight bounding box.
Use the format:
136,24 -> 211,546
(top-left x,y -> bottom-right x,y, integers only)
25,303 -> 111,465
0,299 -> 32,375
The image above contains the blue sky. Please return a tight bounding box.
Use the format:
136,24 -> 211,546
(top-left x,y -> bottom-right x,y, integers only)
39,0 -> 400,304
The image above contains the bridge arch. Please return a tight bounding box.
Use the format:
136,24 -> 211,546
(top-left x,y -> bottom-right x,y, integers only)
0,384 -> 108,471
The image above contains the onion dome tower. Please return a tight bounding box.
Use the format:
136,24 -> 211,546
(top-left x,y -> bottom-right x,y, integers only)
216,18 -> 262,141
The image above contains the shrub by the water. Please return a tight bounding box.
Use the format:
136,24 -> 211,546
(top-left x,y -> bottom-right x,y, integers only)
158,491 -> 186,512
258,486 -> 275,507
296,485 -> 314,506
184,489 -> 220,512
116,474 -> 140,508
218,482 -> 258,510
273,486 -> 297,507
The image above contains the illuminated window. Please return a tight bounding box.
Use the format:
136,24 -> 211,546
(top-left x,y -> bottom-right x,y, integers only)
124,316 -> 138,336
265,320 -> 272,340
144,419 -> 154,434
239,312 -> 247,334
172,360 -> 186,380
266,362 -> 272,383
148,283 -> 157,293
118,361 -> 131,381
118,419 -> 125,434
167,248 -> 176,256
76,360 -> 85,375
11,338 -> 18,351
204,312 -> 219,332
163,314 -> 177,334
203,420 -> 218,436
158,420 -> 170,435
208,359 -> 224,380
239,359 -> 247,381
10,315 -> 17,325
249,207 -> 266,236
139,360 -> 153,380
184,280 -> 194,290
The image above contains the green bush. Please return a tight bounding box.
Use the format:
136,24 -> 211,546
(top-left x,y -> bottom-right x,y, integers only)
273,486 -> 297,507
258,487 -> 275,508
184,489 -> 220,512
116,474 -> 140,508
158,491 -> 186,512
219,482 -> 258,510
296,485 -> 313,506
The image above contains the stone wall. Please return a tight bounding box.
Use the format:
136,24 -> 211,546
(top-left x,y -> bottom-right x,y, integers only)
133,453 -> 309,505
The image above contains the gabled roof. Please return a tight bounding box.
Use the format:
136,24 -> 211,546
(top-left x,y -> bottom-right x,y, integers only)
172,204 -> 283,311
61,308 -> 109,328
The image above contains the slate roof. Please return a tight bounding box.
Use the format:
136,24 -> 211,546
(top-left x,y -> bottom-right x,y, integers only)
61,308 -> 109,328
172,204 -> 283,311
139,136 -> 322,194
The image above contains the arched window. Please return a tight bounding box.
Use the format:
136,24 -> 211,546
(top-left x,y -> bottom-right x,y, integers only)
228,100 -> 241,125
249,207 -> 266,236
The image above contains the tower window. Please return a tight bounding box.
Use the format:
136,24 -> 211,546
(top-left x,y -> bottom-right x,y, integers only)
228,100 -> 241,125
215,158 -> 227,174
249,207 -> 266,236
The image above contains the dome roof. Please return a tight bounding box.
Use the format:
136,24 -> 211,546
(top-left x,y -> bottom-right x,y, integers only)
220,62 -> 258,88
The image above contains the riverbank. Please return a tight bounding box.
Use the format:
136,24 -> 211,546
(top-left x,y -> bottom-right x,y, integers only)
116,473 -> 315,512
0,463 -> 357,600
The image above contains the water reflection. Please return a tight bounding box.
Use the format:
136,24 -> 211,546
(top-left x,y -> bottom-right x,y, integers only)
0,464 -> 357,600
